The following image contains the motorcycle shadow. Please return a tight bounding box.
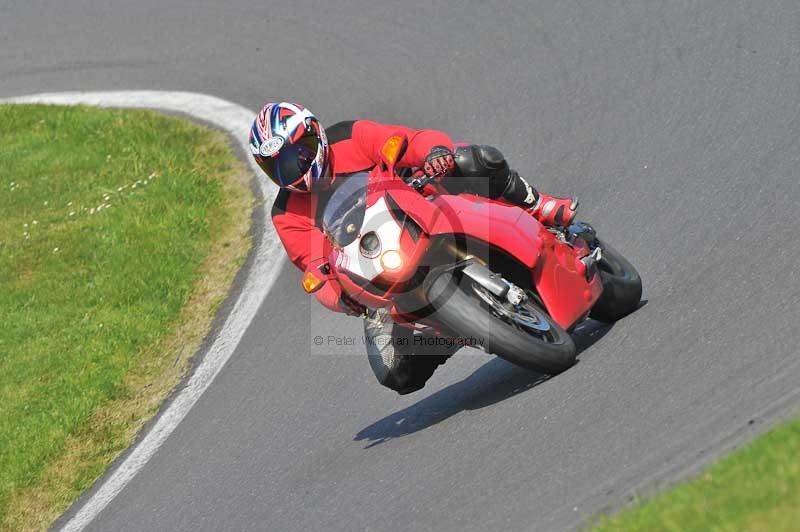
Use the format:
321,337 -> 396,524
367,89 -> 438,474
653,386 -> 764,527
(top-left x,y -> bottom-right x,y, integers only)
354,319 -> 614,449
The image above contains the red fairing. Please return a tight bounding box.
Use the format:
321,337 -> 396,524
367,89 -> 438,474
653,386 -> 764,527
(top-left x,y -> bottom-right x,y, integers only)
532,235 -> 603,328
375,181 -> 443,232
428,194 -> 543,268
426,193 -> 602,329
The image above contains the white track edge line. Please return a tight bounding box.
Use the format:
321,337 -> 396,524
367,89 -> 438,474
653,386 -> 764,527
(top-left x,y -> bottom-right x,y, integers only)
0,91 -> 284,532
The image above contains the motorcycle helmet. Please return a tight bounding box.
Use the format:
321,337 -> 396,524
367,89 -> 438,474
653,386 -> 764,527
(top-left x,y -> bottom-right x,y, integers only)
249,102 -> 331,193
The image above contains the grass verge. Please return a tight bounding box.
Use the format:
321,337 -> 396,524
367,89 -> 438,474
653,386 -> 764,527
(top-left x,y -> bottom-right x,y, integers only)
0,104 -> 252,531
591,415 -> 800,531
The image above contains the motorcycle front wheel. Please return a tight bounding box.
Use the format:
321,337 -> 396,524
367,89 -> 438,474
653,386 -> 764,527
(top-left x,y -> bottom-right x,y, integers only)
426,270 -> 576,374
589,240 -> 643,323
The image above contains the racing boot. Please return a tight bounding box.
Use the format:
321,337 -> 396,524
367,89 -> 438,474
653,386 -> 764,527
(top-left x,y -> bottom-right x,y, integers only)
529,192 -> 579,227
499,170 -> 579,227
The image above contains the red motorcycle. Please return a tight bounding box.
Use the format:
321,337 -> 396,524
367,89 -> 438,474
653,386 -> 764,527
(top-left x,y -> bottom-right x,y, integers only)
303,134 -> 642,374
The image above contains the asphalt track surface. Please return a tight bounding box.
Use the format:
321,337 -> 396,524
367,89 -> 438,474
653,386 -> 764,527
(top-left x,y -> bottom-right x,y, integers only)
3,2 -> 800,531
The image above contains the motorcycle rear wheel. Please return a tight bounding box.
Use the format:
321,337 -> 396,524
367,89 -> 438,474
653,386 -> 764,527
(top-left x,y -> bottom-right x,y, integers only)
589,240 -> 643,322
426,270 -> 576,374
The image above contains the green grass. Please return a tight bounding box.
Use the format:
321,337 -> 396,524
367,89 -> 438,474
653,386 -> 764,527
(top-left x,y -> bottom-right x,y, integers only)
592,415 -> 800,531
0,104 -> 251,530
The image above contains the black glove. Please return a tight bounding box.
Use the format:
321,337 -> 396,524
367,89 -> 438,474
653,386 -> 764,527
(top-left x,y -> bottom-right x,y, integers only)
423,146 -> 456,178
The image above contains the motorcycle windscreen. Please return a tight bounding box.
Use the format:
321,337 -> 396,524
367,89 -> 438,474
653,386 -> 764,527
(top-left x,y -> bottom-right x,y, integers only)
322,172 -> 369,248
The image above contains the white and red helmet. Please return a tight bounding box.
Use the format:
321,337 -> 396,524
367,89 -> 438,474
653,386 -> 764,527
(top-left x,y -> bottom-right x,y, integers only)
249,102 -> 331,193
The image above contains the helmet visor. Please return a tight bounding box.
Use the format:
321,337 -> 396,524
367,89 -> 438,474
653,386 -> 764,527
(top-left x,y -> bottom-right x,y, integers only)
259,135 -> 320,191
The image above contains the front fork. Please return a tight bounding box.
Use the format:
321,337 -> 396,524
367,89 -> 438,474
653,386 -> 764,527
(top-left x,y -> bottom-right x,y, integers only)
423,257 -> 529,307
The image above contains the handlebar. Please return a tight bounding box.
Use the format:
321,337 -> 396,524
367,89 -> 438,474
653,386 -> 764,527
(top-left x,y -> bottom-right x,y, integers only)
408,175 -> 436,191
407,169 -> 447,192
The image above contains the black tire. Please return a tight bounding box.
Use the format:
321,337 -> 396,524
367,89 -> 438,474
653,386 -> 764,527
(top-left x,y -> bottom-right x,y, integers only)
590,240 -> 643,322
426,270 -> 576,374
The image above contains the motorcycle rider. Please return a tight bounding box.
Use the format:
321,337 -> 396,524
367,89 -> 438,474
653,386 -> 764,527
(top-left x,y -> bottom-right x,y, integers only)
250,102 -> 578,394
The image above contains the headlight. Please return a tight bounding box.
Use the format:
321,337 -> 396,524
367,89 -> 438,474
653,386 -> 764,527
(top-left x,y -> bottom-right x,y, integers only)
380,250 -> 403,271
359,231 -> 381,259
